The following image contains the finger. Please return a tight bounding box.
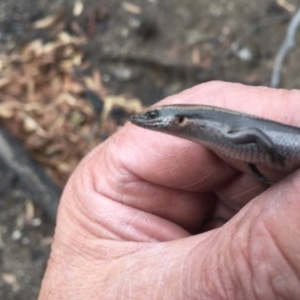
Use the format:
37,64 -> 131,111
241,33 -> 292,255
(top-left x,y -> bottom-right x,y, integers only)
115,123 -> 237,191
198,173 -> 267,230
72,144 -> 216,237
215,172 -> 267,210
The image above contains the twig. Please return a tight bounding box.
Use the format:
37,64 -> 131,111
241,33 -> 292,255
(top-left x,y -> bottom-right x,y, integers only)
0,127 -> 61,222
270,7 -> 300,87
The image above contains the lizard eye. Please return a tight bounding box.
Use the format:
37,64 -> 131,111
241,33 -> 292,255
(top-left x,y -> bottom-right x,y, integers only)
144,109 -> 159,119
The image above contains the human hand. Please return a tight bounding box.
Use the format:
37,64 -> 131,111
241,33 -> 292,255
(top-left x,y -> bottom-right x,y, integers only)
39,81 -> 300,299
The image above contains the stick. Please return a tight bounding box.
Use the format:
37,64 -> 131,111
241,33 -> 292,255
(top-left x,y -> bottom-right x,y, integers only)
270,7 -> 300,87
0,127 -> 61,222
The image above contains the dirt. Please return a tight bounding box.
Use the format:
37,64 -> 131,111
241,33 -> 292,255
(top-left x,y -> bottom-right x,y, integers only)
0,0 -> 299,298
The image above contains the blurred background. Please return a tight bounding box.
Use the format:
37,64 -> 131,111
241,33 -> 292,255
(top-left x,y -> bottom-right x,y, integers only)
0,0 -> 299,298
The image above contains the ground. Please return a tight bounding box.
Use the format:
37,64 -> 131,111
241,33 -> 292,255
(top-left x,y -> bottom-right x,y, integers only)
0,0 -> 299,298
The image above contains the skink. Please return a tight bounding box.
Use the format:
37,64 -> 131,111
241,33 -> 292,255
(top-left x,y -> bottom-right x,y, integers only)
130,104 -> 300,182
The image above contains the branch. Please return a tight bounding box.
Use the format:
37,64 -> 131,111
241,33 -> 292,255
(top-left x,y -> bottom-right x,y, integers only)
270,7 -> 300,87
0,127 -> 61,222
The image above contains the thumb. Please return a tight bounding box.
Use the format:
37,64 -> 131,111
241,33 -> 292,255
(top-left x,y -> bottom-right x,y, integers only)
188,170 -> 300,299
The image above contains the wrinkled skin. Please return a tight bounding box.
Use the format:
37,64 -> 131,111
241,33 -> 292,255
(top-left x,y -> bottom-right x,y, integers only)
39,82 -> 300,299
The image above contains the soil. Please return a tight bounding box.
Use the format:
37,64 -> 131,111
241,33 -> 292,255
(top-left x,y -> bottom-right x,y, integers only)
0,0 -> 299,298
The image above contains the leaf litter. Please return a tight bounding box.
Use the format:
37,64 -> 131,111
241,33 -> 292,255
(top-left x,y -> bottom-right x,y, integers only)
0,12 -> 143,186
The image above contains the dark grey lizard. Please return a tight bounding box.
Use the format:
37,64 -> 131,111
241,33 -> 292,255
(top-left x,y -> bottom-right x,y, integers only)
130,104 -> 300,182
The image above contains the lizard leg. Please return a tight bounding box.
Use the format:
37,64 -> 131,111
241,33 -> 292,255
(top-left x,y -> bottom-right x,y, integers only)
248,163 -> 271,184
226,128 -> 285,168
